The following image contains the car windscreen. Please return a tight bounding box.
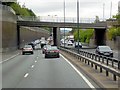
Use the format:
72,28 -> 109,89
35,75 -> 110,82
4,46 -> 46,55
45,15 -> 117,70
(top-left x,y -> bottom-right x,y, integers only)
47,46 -> 58,50
99,46 -> 111,51
24,45 -> 32,48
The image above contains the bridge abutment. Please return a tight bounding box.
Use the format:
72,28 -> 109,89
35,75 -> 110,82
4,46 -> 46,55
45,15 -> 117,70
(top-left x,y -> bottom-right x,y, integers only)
53,27 -> 60,47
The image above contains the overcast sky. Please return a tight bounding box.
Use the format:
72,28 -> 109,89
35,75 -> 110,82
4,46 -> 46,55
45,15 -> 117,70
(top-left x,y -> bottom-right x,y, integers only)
17,0 -> 119,19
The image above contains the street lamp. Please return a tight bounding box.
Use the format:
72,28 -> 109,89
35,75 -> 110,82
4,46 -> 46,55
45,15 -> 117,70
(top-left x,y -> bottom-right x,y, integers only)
63,0 -> 66,48
77,0 -> 80,53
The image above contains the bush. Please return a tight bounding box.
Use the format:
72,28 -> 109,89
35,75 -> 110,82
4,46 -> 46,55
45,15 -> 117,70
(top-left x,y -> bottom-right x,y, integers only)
8,2 -> 36,16
74,29 -> 94,43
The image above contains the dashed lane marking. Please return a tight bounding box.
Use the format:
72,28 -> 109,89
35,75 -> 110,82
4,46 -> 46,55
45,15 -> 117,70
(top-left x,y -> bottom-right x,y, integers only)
31,65 -> 34,68
24,73 -> 29,78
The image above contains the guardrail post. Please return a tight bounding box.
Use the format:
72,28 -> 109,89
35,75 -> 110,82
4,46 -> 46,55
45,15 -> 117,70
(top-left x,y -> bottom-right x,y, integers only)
106,70 -> 109,76
102,57 -> 104,63
113,74 -> 116,81
98,56 -> 100,62
106,58 -> 109,66
95,65 -> 97,70
112,59 -> 114,68
100,67 -> 102,73
95,55 -> 97,61
88,61 -> 89,65
91,63 -> 93,67
92,54 -> 94,60
118,61 -> 120,70
85,59 -> 87,63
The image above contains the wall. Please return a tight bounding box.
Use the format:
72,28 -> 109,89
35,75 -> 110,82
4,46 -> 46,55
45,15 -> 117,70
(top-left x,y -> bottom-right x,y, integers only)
1,5 -> 50,53
19,27 -> 49,48
1,6 -> 17,52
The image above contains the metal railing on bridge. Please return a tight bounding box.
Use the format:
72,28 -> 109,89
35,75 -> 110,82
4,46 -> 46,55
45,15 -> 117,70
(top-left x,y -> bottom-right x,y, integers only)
17,16 -> 105,23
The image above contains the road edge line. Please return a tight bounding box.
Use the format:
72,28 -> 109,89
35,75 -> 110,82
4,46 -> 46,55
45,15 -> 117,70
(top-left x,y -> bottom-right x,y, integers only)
60,54 -> 95,88
0,53 -> 20,64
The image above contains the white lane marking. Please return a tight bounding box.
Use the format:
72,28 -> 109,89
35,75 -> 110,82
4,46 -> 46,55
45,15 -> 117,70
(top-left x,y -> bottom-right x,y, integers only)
31,65 -> 34,68
0,53 -> 20,64
35,61 -> 37,63
60,54 -> 95,88
24,73 -> 29,78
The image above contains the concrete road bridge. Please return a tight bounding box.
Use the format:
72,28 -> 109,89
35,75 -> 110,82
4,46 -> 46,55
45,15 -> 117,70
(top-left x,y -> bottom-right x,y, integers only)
17,16 -> 107,47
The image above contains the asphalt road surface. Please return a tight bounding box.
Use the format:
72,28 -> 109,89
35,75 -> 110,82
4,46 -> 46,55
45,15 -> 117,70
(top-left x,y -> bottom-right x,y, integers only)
1,46 -> 99,88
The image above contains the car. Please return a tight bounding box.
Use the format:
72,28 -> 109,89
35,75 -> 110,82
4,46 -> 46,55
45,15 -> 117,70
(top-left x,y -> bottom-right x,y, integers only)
67,40 -> 73,46
28,42 -> 36,50
95,46 -> 113,57
22,45 -> 34,55
74,42 -> 82,48
45,46 -> 60,58
42,45 -> 51,54
41,40 -> 46,48
34,39 -> 40,44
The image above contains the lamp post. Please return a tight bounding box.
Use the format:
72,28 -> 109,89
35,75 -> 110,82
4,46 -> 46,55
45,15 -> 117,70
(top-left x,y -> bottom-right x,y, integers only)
64,0 -> 66,48
77,0 -> 80,53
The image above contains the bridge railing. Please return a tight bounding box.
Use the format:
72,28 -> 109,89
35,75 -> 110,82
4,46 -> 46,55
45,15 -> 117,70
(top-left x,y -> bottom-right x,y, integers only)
17,16 -> 104,23
59,47 -> 120,81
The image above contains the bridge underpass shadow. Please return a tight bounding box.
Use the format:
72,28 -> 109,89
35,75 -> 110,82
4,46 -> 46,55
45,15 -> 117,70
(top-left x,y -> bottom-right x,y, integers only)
95,28 -> 106,46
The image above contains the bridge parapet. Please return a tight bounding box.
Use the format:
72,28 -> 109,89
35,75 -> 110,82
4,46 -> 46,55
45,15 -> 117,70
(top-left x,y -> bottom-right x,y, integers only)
17,16 -> 105,23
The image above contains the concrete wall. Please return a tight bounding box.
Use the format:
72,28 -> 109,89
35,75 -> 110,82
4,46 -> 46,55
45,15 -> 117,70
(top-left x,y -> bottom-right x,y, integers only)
1,7 -> 17,52
106,36 -> 120,50
1,5 -> 50,53
19,27 -> 49,48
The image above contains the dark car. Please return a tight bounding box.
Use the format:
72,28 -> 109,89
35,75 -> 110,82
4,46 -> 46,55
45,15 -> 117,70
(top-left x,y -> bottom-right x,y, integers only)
45,46 -> 60,58
95,46 -> 113,57
28,42 -> 36,50
42,45 -> 51,54
22,45 -> 33,55
41,40 -> 46,48
74,42 -> 82,48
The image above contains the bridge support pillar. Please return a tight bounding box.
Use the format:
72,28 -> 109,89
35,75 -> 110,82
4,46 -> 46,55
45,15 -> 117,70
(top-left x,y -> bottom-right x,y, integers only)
17,25 -> 20,49
94,28 -> 106,46
53,27 -> 60,47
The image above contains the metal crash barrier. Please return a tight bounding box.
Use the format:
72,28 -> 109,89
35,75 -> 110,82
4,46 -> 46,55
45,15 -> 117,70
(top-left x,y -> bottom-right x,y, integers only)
59,47 -> 120,81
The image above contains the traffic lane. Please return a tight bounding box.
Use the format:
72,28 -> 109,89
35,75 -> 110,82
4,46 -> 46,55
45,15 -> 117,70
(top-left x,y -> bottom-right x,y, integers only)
80,49 -> 118,59
16,50 -> 94,88
2,50 -> 39,88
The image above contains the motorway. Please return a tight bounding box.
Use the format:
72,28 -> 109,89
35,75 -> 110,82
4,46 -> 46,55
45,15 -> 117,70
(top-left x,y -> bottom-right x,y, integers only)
1,45 -> 100,88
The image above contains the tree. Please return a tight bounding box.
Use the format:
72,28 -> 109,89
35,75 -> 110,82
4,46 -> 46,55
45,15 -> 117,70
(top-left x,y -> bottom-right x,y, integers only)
94,16 -> 100,23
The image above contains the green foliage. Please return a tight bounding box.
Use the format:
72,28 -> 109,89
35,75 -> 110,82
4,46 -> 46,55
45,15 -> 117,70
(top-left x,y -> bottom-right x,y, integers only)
108,27 -> 120,40
7,2 -> 36,16
73,29 -> 94,43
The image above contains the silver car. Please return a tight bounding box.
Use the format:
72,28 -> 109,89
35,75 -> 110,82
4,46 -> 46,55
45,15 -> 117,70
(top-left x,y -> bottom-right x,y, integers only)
22,45 -> 34,55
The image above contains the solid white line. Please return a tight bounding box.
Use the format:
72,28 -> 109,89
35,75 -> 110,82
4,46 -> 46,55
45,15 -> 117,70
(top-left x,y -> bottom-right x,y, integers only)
24,73 -> 29,78
60,54 -> 95,88
31,65 -> 34,68
0,53 -> 20,64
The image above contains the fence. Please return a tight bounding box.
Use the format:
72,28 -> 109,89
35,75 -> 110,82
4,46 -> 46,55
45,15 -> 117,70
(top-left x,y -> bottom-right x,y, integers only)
59,47 -> 120,81
17,16 -> 105,23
